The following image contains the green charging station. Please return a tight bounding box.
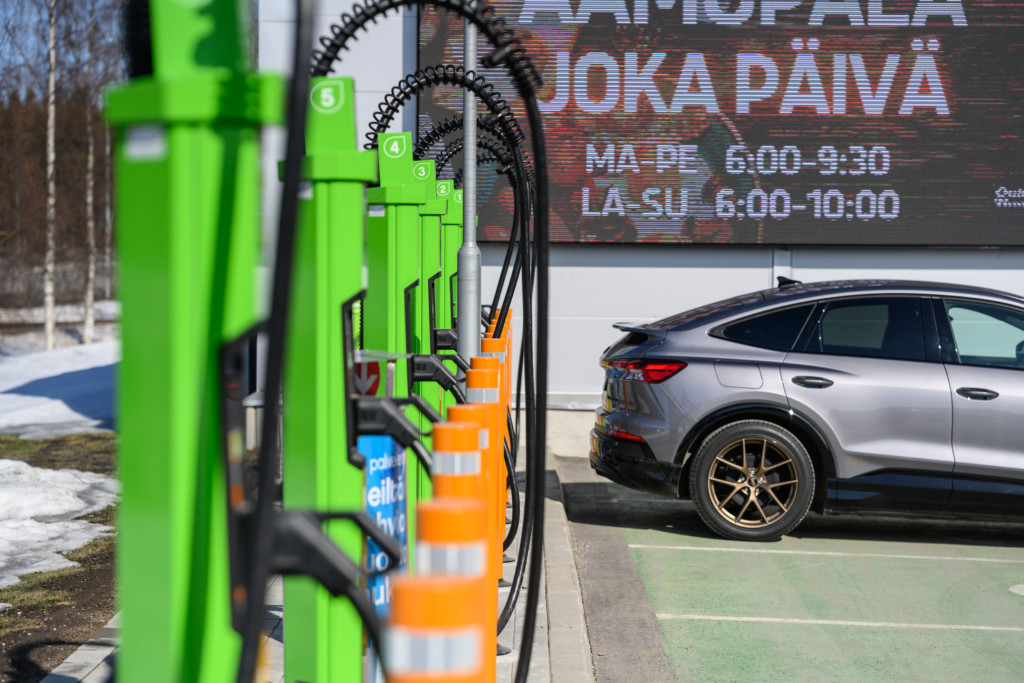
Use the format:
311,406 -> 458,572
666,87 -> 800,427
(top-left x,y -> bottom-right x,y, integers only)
281,76 -> 378,683
439,184 -> 464,414
106,0 -> 282,679
364,131 -> 430,569
413,160 -> 446,500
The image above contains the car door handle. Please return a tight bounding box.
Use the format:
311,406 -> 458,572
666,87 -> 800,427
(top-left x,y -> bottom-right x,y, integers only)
956,387 -> 999,400
791,376 -> 834,388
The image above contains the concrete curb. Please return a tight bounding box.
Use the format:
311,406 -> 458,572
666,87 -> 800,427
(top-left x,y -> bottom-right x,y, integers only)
544,464 -> 595,682
40,614 -> 117,683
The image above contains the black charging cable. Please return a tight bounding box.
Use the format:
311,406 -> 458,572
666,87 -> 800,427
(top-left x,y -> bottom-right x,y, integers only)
236,0 -> 315,680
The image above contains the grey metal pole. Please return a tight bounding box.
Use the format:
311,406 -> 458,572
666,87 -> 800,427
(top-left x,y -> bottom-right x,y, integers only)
457,10 -> 481,362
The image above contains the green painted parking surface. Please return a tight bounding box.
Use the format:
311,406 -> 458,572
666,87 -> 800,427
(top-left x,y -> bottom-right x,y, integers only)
612,486 -> 1024,682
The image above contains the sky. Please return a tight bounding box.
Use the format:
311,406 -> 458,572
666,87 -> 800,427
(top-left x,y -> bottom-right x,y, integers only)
0,326 -> 119,609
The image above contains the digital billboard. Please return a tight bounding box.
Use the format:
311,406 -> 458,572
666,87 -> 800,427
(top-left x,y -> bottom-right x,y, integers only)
418,1 -> 1024,245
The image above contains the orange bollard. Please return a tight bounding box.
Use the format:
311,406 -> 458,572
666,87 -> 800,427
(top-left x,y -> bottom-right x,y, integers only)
417,499 -> 487,577
386,575 -> 484,683
416,498 -> 491,683
480,336 -> 508,440
480,335 -> 511,527
468,359 -> 503,576
432,421 -> 482,478
435,406 -> 488,503
432,414 -> 497,672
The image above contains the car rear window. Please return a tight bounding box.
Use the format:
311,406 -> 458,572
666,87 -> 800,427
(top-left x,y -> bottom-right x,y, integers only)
806,297 -> 925,361
717,304 -> 814,351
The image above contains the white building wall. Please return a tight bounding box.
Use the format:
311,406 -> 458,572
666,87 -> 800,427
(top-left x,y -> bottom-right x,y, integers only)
483,245 -> 1024,409
257,0 -> 417,310
259,2 -> 1024,409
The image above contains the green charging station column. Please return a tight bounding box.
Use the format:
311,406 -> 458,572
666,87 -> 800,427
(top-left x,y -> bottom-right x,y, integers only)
282,77 -> 378,683
365,132 -> 428,567
414,160 -> 445,498
106,1 -> 280,680
439,184 -> 464,414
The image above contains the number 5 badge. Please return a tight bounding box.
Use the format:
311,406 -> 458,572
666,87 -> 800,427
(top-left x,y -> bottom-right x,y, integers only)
309,81 -> 344,115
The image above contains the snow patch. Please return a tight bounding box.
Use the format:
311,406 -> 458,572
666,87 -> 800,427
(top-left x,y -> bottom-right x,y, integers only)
0,460 -> 119,588
0,301 -> 120,325
0,340 -> 118,438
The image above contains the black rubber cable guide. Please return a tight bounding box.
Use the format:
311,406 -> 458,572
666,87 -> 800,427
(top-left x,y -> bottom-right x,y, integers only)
342,290 -> 368,468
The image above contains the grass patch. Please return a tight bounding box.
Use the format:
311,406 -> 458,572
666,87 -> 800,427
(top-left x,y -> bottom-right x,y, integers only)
0,433 -> 118,641
0,433 -> 116,476
0,516 -> 116,640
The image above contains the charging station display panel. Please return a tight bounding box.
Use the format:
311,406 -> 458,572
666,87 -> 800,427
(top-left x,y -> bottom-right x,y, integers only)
418,1 -> 1024,245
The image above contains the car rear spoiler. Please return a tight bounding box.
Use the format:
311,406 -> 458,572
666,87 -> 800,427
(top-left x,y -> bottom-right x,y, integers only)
612,322 -> 666,338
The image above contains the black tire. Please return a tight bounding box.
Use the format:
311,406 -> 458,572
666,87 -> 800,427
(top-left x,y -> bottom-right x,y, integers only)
689,420 -> 814,542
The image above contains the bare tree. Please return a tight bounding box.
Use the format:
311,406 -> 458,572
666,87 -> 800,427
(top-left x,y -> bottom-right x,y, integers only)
1,0 -> 122,319
43,0 -> 57,350
104,125 -> 112,300
82,0 -> 96,343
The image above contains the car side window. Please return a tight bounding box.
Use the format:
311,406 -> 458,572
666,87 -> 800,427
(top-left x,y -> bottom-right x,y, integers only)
717,304 -> 814,351
943,300 -> 1024,369
807,297 -> 925,361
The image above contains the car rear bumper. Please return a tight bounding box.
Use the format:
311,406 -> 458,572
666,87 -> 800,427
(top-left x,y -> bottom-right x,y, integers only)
589,428 -> 680,498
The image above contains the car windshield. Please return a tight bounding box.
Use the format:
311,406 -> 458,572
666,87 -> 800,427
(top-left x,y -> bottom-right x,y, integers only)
647,292 -> 764,330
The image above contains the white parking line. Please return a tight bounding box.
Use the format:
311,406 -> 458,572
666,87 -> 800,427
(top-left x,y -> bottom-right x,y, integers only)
655,614 -> 1024,632
628,544 -> 1024,564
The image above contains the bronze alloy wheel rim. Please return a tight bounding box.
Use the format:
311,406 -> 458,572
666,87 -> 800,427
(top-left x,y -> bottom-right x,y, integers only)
705,437 -> 799,528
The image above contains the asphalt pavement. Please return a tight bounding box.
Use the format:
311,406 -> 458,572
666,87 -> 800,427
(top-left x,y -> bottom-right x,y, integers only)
552,413 -> 1024,682
42,408 -> 1024,681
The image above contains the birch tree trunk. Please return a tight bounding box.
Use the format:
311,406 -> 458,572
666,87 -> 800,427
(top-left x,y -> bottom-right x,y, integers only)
104,125 -> 112,300
83,0 -> 96,344
43,0 -> 57,351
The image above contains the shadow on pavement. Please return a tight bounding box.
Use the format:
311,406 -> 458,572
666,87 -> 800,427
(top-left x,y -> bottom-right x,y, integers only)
566,466 -> 1024,550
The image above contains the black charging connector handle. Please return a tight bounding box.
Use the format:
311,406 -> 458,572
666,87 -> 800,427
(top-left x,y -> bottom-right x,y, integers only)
394,393 -> 443,425
433,328 -> 458,352
315,510 -> 401,572
411,354 -> 467,404
270,511 -> 383,654
354,397 -> 433,473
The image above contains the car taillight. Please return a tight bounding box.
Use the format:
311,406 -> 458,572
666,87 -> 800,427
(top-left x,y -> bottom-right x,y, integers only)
608,430 -> 646,443
602,359 -> 687,383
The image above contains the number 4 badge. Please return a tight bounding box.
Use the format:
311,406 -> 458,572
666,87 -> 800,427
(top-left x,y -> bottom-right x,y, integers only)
383,136 -> 407,160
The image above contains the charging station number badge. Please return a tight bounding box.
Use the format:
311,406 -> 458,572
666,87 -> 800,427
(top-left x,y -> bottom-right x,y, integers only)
413,162 -> 430,181
438,184 -> 451,197
382,136 -> 407,160
310,81 -> 344,115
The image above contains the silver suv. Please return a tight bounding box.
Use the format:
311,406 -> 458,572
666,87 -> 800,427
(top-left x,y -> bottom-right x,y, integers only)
591,279 -> 1024,541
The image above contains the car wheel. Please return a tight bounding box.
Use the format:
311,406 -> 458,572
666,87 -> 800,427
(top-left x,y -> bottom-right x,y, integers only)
689,420 -> 814,542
